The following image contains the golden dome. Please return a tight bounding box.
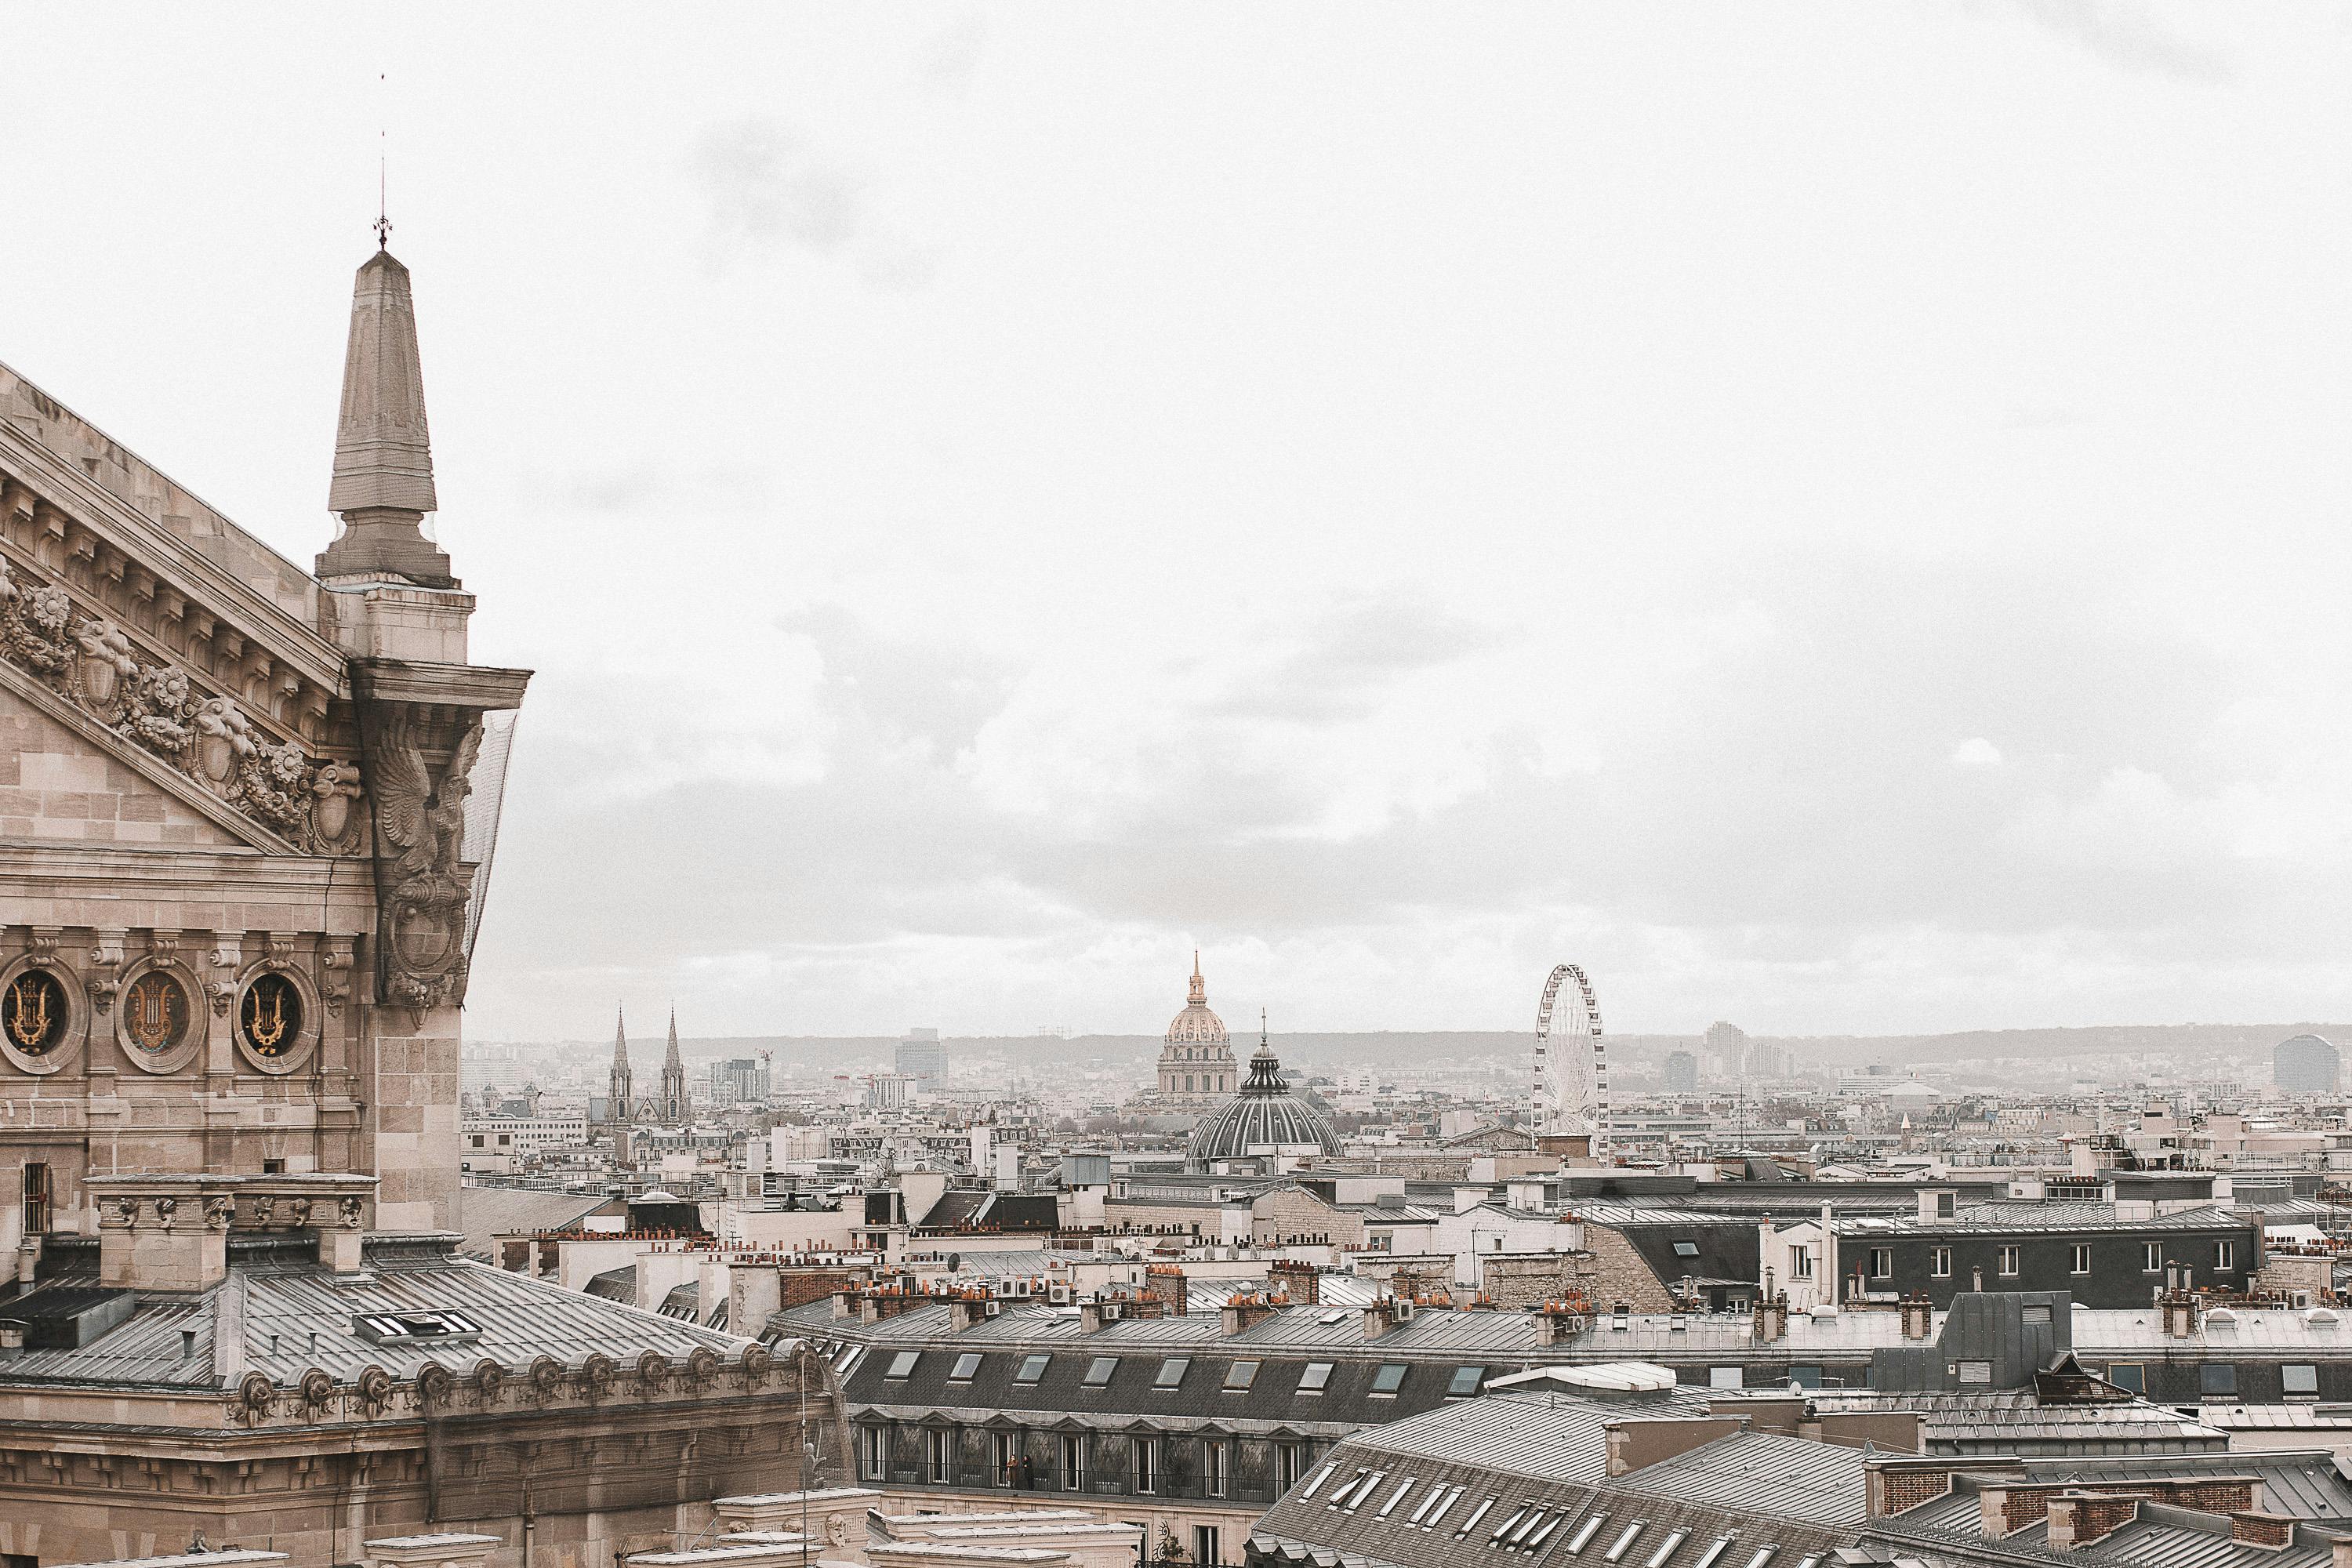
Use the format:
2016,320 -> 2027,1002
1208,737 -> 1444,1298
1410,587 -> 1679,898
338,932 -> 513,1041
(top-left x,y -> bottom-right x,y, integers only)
1167,952 -> 1229,1045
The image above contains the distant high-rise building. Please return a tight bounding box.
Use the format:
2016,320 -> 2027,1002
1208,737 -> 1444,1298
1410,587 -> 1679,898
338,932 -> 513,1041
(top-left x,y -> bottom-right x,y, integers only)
2275,1033 -> 2340,1095
898,1028 -> 947,1083
709,1056 -> 771,1106
1704,1021 -> 1748,1081
1663,1051 -> 1699,1093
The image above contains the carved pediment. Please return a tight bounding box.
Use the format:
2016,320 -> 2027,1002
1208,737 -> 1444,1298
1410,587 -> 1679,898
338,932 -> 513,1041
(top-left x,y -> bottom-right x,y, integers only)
0,540 -> 365,860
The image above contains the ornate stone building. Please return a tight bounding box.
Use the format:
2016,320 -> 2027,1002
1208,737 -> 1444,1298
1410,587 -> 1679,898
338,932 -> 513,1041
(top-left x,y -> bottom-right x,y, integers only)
0,240 -> 527,1246
1154,953 -> 1239,1110
0,241 -> 844,1564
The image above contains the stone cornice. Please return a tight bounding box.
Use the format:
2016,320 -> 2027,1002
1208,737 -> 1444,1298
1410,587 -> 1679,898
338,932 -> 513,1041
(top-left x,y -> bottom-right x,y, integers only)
349,657 -> 531,711
0,426 -> 346,693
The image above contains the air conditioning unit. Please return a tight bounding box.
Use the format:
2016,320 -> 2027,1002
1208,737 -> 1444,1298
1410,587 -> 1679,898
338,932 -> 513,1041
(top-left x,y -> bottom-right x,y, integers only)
986,1301 -> 1003,1316
1099,1302 -> 1123,1323
1392,1299 -> 1415,1322
1047,1283 -> 1073,1305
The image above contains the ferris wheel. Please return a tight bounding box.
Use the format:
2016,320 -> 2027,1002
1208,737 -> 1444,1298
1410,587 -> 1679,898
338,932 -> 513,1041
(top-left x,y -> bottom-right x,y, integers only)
1531,963 -> 1610,1160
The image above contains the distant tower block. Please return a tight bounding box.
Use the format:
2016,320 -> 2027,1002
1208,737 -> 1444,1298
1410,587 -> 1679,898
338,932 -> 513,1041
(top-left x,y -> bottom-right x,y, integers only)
2276,1033 -> 2340,1096
898,1028 -> 947,1083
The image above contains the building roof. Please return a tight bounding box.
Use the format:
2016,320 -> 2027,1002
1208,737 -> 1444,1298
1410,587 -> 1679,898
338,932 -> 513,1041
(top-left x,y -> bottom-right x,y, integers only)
1817,1200 -> 2249,1237
1250,1395 -> 1865,1568
452,1185 -> 616,1259
0,1236 -> 742,1392
1188,1038 -> 1342,1165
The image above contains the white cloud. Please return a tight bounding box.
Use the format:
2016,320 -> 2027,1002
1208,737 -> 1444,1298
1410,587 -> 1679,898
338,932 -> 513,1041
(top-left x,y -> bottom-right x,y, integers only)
2,5 -> 2346,1039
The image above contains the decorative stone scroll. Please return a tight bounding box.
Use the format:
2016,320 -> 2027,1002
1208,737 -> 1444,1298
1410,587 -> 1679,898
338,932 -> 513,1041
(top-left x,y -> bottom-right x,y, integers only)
0,551 -> 364,851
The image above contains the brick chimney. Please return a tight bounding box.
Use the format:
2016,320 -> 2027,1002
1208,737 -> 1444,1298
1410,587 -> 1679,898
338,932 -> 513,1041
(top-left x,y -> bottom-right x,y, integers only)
2045,1492 -> 2142,1552
1752,1290 -> 1788,1345
1145,1264 -> 1190,1317
1867,1465 -> 1948,1519
1079,1294 -> 1127,1333
949,1291 -> 991,1331
2163,1289 -> 2202,1339
1530,1298 -> 1588,1347
1604,1417 -> 1745,1479
2232,1513 -> 2296,1548
1269,1259 -> 1321,1304
1221,1292 -> 1277,1335
1900,1294 -> 1933,1341
1363,1296 -> 1414,1340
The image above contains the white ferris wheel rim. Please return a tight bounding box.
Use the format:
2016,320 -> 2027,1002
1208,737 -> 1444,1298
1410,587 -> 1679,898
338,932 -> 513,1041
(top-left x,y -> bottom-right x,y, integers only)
1531,962 -> 1610,1149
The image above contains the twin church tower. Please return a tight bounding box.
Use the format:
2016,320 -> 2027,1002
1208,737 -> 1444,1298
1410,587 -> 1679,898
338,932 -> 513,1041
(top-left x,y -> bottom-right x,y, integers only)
603,1006 -> 690,1125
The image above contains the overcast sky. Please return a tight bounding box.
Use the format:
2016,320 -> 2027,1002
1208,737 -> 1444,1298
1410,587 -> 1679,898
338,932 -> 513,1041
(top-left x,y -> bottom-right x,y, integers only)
4,4 -> 2349,1043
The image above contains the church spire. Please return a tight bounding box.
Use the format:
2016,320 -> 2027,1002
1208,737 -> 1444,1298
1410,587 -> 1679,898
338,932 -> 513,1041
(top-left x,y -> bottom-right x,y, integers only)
1189,950 -> 1207,1006
605,1004 -> 633,1123
318,241 -> 456,587
659,1004 -> 689,1123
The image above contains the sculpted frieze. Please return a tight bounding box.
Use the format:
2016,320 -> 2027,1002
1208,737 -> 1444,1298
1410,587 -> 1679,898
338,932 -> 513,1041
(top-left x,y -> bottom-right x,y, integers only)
0,550 -> 365,852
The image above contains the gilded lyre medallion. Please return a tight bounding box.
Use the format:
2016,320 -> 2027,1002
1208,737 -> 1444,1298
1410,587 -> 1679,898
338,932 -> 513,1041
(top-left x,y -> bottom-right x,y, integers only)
122,971 -> 188,1055
3,971 -> 67,1056
241,973 -> 302,1058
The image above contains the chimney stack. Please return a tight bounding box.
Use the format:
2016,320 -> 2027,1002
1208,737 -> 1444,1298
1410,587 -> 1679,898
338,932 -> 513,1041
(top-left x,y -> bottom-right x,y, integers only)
2045,1492 -> 2142,1553
1900,1294 -> 1933,1341
1145,1264 -> 1190,1318
1269,1259 -> 1321,1304
1752,1289 -> 1788,1344
1221,1292 -> 1277,1336
1530,1297 -> 1589,1347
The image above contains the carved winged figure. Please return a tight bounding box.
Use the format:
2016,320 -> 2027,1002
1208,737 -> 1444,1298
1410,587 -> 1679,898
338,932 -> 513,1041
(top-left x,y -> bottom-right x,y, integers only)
372,717 -> 481,881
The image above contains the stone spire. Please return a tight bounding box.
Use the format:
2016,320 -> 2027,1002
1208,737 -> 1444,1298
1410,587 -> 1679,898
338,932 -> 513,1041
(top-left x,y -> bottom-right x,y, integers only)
1189,950 -> 1207,1006
606,1006 -> 632,1118
659,1007 -> 688,1123
318,245 -> 457,588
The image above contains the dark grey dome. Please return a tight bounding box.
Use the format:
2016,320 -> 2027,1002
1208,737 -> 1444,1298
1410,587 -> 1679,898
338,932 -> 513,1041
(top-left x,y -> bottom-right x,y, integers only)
1185,1039 -> 1341,1167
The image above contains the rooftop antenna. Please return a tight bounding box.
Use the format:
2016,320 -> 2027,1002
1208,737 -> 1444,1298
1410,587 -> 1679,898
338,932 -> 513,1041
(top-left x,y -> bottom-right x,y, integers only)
374,72 -> 393,251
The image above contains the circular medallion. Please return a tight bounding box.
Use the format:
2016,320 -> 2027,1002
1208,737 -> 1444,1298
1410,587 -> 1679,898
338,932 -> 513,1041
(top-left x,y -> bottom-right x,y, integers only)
239,973 -> 302,1061
122,970 -> 191,1057
2,970 -> 67,1058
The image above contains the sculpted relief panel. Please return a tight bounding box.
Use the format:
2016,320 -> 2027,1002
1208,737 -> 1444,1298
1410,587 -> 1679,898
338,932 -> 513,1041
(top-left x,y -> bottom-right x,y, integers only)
0,550 -> 365,854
